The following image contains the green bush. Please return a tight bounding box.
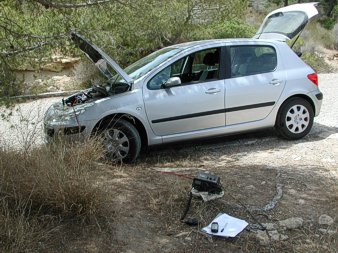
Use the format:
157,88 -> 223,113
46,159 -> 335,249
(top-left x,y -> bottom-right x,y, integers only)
319,17 -> 336,30
301,52 -> 332,73
212,19 -> 256,39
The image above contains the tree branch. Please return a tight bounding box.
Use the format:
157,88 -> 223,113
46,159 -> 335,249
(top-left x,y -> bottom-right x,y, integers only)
0,24 -> 67,39
34,0 -> 127,9
1,42 -> 50,57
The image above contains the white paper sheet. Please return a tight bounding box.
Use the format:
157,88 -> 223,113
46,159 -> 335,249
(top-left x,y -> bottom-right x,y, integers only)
202,213 -> 248,237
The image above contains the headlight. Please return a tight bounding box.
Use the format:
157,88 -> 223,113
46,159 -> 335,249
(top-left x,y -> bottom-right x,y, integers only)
44,102 -> 94,124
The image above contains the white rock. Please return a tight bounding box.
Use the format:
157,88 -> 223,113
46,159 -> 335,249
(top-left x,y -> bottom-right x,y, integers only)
255,230 -> 269,245
319,214 -> 334,225
279,217 -> 303,229
298,199 -> 305,205
262,223 -> 277,231
318,228 -> 336,235
245,185 -> 256,190
288,189 -> 297,195
280,234 -> 289,241
268,230 -> 280,241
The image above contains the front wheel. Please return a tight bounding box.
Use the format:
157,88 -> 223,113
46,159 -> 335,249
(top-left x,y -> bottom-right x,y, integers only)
275,98 -> 314,140
100,119 -> 141,163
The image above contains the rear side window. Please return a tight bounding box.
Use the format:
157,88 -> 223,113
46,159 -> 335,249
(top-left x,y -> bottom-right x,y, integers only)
230,45 -> 277,77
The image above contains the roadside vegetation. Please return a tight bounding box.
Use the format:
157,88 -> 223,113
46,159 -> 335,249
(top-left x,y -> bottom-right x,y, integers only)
0,139 -> 112,252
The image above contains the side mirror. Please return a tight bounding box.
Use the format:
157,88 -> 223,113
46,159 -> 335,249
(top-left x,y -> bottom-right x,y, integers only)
162,77 -> 181,89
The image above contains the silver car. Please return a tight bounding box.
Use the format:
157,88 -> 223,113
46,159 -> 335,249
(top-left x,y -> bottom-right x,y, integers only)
44,3 -> 323,163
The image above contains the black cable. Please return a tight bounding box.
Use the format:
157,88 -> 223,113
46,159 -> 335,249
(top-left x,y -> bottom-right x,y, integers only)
180,191 -> 193,221
220,185 -> 266,231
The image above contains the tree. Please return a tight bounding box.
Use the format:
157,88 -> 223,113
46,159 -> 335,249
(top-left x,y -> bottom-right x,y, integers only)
0,0 -> 252,97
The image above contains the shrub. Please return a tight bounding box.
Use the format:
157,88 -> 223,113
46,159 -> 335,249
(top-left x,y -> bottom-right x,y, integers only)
301,52 -> 332,73
333,23 -> 338,50
319,17 -> 336,30
0,139 -> 108,251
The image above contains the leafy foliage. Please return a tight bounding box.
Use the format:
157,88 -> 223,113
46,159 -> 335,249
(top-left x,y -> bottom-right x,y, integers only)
0,0 -> 253,97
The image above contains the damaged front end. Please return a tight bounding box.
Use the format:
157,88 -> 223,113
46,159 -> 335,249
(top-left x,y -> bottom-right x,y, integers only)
44,32 -> 133,142
44,98 -> 93,140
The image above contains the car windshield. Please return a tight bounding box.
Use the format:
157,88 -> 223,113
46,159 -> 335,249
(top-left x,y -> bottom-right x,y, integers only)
124,47 -> 183,81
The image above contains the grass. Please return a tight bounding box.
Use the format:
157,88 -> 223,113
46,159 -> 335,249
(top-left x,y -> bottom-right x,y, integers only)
0,139 -> 110,252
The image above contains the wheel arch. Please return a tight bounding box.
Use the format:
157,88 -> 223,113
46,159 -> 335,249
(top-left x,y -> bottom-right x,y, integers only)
276,94 -> 315,126
91,113 -> 148,148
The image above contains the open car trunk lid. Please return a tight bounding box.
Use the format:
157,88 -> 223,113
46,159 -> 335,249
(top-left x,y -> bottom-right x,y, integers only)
254,2 -> 319,42
71,32 -> 133,84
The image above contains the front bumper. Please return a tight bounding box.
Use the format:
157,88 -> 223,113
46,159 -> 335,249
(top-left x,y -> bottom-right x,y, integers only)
44,123 -> 90,143
43,101 -> 97,142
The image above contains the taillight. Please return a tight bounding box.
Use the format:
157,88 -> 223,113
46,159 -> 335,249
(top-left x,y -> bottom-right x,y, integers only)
307,73 -> 318,86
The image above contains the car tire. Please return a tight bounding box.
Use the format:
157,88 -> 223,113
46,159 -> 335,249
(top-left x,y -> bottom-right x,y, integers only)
101,119 -> 141,163
275,97 -> 314,140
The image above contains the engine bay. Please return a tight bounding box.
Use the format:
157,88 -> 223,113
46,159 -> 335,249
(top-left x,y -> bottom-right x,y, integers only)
63,81 -> 130,107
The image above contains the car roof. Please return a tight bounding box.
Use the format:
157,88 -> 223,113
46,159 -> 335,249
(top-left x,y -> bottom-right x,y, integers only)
166,38 -> 283,50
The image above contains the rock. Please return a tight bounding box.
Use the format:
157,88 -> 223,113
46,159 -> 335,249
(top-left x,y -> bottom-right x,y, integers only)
41,57 -> 81,72
288,189 -> 297,195
268,230 -> 280,241
279,217 -> 303,229
318,214 -> 334,225
255,230 -> 269,246
318,228 -> 336,235
280,234 -> 289,241
41,62 -> 64,72
262,223 -> 277,231
298,199 -> 305,205
245,185 -> 256,190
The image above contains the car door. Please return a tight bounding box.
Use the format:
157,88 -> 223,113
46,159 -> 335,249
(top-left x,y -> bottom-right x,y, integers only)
143,47 -> 226,136
224,44 -> 286,125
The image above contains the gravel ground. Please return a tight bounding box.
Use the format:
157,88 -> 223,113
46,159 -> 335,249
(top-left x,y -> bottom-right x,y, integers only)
0,73 -> 337,252
0,97 -> 60,149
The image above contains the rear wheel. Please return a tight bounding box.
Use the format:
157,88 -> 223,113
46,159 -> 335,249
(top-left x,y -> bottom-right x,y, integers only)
101,119 -> 141,163
275,97 -> 314,140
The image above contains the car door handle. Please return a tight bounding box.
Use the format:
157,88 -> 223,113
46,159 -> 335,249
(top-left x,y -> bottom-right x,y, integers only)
269,79 -> 282,86
205,88 -> 221,94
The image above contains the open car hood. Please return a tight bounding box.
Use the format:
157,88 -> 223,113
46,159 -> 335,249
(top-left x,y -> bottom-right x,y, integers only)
254,2 -> 319,42
71,32 -> 133,84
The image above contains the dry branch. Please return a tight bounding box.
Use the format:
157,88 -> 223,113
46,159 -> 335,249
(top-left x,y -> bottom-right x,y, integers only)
34,0 -> 127,9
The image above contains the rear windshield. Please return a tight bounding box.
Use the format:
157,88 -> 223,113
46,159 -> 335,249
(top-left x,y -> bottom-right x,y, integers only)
258,11 -> 307,39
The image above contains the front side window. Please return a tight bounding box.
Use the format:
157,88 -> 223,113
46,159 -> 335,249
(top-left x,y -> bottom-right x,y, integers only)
148,48 -> 220,90
230,45 -> 277,77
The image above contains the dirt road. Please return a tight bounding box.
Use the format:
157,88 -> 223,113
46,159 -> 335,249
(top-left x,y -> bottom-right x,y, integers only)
0,74 -> 337,252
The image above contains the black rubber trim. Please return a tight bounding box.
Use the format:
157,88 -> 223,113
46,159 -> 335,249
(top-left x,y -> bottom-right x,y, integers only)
64,126 -> 86,135
315,92 -> 323,100
152,101 -> 275,124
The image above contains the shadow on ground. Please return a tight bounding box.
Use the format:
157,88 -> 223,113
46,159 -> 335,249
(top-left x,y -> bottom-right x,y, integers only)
139,122 -> 338,165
